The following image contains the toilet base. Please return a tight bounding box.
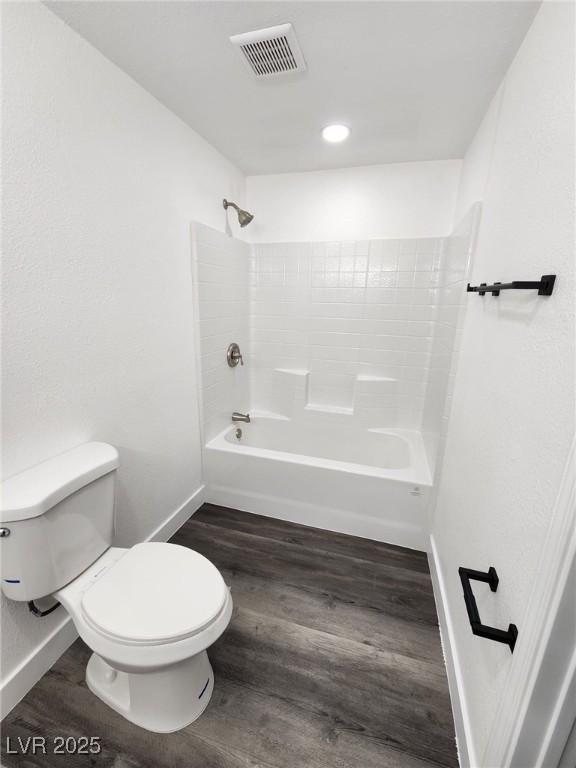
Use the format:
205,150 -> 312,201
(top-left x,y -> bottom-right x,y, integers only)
86,650 -> 214,733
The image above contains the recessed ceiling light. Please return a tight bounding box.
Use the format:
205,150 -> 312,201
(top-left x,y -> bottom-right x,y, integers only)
322,124 -> 350,143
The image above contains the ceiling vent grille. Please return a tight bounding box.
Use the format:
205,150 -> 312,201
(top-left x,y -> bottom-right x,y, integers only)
230,23 -> 306,78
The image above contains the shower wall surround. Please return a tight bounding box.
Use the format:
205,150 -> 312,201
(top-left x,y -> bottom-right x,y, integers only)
421,204 -> 481,472
194,212 -> 479,476
193,224 -> 250,441
250,237 -> 443,430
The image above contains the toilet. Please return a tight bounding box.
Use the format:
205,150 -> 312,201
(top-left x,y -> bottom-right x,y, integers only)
0,442 -> 232,733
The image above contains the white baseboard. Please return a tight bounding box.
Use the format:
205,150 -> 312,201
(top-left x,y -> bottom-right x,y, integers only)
207,485 -> 425,551
0,484 -> 205,720
428,534 -> 477,768
0,613 -> 78,722
147,484 -> 205,543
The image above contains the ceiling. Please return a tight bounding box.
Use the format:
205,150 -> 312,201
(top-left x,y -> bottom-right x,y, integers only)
46,1 -> 540,175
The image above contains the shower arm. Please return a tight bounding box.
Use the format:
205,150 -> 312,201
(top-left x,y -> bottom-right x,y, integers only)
222,198 -> 254,228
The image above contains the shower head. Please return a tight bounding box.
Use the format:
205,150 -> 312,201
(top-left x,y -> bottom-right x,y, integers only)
223,199 -> 254,228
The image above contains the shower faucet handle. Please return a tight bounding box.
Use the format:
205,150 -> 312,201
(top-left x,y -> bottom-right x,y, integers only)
227,342 -> 244,367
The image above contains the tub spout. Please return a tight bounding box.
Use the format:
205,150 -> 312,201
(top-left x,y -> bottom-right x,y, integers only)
232,412 -> 250,423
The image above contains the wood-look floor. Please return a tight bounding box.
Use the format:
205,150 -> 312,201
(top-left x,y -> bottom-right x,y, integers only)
2,504 -> 458,768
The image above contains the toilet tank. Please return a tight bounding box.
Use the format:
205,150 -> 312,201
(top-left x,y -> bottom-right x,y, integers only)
0,443 -> 119,601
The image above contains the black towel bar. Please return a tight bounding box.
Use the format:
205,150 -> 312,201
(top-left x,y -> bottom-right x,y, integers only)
459,567 -> 518,652
466,274 -> 556,296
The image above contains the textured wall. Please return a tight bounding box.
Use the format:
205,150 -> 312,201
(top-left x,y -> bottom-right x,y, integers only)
431,2 -> 575,762
1,2 -> 244,689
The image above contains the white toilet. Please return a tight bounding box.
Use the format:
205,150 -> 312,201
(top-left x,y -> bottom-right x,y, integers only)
0,442 -> 232,733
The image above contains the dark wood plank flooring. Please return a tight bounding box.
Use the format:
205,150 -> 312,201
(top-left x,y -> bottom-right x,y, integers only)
1,504 -> 457,768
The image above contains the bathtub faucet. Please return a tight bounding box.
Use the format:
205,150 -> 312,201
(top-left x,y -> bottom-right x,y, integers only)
232,411 -> 251,423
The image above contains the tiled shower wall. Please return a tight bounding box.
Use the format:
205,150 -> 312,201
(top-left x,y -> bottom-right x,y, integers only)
421,204 -> 480,472
193,209 -> 477,474
193,224 -> 250,441
250,237 -> 444,428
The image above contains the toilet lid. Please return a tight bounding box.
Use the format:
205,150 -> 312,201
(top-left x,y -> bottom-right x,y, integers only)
81,542 -> 228,645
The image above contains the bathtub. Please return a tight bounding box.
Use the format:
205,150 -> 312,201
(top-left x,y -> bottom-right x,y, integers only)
204,415 -> 431,550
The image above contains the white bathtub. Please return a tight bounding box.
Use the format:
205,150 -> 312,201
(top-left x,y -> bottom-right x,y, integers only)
204,415 -> 432,550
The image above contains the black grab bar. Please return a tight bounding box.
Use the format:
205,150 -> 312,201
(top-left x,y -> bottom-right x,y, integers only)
458,567 -> 518,653
466,274 -> 556,296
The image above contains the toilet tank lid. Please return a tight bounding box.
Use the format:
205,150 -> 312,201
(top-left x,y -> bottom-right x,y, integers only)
0,443 -> 119,523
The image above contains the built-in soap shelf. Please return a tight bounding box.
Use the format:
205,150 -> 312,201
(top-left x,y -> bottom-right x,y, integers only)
304,403 -> 354,416
356,375 -> 397,389
354,375 -> 399,423
271,368 -> 310,417
269,368 -> 399,422
274,368 -> 310,377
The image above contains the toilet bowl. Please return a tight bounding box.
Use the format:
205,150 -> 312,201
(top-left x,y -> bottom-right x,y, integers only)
0,442 -> 232,733
56,542 -> 233,732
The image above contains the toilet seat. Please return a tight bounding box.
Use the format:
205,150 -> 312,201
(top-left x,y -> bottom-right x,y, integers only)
81,542 -> 227,646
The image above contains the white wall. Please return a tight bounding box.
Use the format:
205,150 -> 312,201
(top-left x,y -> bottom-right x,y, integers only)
193,224 -> 250,441
430,2 -> 575,765
1,1 -> 245,706
246,161 -> 461,243
454,86 -> 504,225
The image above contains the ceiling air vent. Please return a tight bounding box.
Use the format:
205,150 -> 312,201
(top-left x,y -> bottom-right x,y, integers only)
230,23 -> 306,78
